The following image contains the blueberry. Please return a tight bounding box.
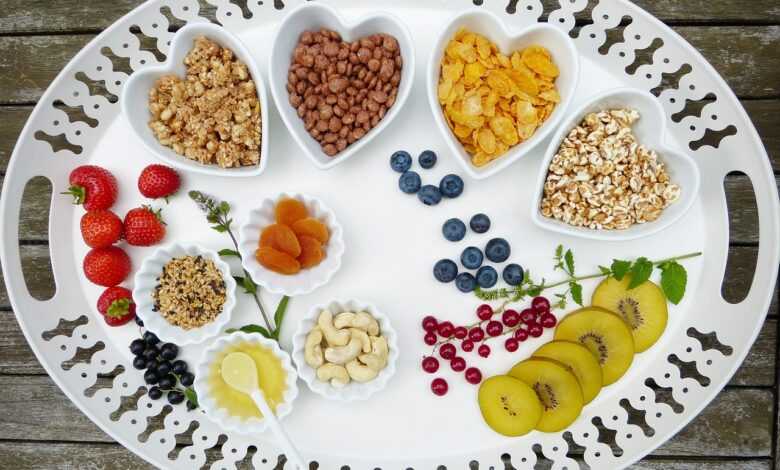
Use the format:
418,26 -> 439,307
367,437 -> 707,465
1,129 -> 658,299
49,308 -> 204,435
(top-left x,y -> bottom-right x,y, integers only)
186,400 -> 198,411
461,246 -> 484,270
439,174 -> 464,198
399,171 -> 421,194
158,374 -> 176,390
134,316 -> 144,327
155,361 -> 172,377
160,343 -> 178,361
148,386 -> 163,400
390,150 -> 412,173
503,263 -> 525,286
172,360 -> 188,376
142,347 -> 159,361
418,150 -> 437,169
455,272 -> 477,293
418,185 -> 442,206
433,259 -> 458,283
144,370 -> 159,385
442,218 -> 466,242
180,372 -> 195,387
145,359 -> 159,372
470,213 -> 491,233
130,339 -> 146,356
143,331 -> 159,346
476,266 -> 498,288
132,356 -> 147,370
485,238 -> 511,263
167,390 -> 185,405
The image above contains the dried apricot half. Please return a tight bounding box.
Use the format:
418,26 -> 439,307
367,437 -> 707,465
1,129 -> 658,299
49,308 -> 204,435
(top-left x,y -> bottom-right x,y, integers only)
256,246 -> 301,275
297,235 -> 325,269
291,217 -> 330,244
259,223 -> 301,257
275,198 -> 309,226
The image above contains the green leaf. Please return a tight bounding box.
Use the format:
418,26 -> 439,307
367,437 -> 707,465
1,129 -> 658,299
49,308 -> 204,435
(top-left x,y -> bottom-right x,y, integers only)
570,281 -> 583,306
242,276 -> 257,294
628,257 -> 653,289
564,249 -> 575,275
184,388 -> 199,408
660,261 -> 687,304
611,259 -> 632,280
273,296 -> 291,338
211,224 -> 228,233
240,324 -> 273,338
598,265 -> 612,276
555,244 -> 563,259
219,248 -> 240,258
219,201 -> 230,215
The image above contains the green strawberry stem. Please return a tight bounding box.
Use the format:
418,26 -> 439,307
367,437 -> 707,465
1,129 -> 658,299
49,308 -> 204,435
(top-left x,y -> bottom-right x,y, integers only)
106,298 -> 132,318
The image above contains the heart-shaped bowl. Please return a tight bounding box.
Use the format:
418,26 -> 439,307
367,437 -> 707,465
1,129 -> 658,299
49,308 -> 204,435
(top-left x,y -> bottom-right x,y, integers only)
291,299 -> 399,402
237,193 -> 345,296
194,331 -> 299,435
530,88 -> 701,241
121,23 -> 270,177
427,10 -> 580,180
268,2 -> 415,170
133,243 -> 237,345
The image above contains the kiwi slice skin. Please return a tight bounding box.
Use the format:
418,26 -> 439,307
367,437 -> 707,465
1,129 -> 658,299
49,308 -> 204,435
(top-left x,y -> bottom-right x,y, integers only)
508,358 -> 584,433
554,307 -> 635,386
592,276 -> 668,353
533,340 -> 604,404
478,375 -> 543,437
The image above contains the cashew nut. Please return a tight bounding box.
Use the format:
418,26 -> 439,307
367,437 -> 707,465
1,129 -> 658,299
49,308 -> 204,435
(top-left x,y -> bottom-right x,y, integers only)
333,312 -> 356,329
316,363 -> 350,388
303,327 -> 324,368
354,312 -> 380,336
349,328 -> 372,353
358,336 -> 389,371
324,336 -> 363,364
317,309 -> 350,346
346,359 -> 379,383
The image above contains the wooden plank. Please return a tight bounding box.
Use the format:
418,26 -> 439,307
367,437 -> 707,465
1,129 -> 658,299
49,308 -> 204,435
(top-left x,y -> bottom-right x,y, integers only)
628,461 -> 771,470
0,175 -> 52,243
0,106 -> 32,174
0,245 -> 54,307
0,442 -> 152,470
742,100 -> 780,173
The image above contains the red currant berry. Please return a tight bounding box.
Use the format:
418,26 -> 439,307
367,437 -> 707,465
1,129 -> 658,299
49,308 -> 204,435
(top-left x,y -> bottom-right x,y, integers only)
520,308 -> 536,324
532,296 -> 551,314
478,344 -> 491,358
465,367 -> 483,385
422,356 -> 439,373
505,338 -> 519,352
468,327 -> 485,342
461,339 -> 475,352
502,309 -> 520,327
450,356 -> 467,372
437,321 -> 454,338
439,343 -> 456,360
486,320 -> 503,337
476,304 -> 493,321
527,322 -> 543,338
422,315 -> 438,332
453,326 -> 468,339
431,378 -> 449,396
540,313 -> 557,328
424,332 -> 437,345
514,327 -> 529,342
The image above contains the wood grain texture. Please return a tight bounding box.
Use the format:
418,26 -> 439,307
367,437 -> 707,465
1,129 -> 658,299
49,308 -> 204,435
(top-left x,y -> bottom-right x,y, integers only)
0,442 -> 152,470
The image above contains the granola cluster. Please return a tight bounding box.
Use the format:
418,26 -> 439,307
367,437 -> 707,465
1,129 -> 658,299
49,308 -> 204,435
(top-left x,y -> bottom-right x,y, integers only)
153,255 -> 226,330
540,108 -> 680,230
148,36 -> 261,168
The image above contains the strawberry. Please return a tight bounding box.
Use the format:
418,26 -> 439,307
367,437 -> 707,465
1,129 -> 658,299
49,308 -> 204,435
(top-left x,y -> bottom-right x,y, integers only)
97,286 -> 135,326
124,206 -> 166,246
83,246 -> 131,287
64,165 -> 118,210
138,164 -> 181,199
80,210 -> 123,248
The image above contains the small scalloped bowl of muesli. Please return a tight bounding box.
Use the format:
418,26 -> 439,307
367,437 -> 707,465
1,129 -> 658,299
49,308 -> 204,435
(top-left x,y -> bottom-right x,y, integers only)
122,23 -> 269,177
531,88 -> 700,241
133,243 -> 237,345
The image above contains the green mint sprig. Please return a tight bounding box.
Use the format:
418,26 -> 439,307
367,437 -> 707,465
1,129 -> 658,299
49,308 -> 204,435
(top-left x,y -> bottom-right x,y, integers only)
189,190 -> 290,340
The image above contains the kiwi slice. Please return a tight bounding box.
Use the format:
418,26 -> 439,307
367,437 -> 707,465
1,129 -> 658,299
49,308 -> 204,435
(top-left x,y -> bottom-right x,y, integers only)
533,340 -> 603,404
478,375 -> 543,437
592,276 -> 668,353
554,307 -> 635,386
508,358 -> 584,432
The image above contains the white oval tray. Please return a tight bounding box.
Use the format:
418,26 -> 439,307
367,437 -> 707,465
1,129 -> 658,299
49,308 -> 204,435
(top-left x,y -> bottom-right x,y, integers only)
0,1 -> 778,469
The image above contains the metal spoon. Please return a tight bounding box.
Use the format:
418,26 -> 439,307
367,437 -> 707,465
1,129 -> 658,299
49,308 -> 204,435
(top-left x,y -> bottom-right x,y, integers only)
221,352 -> 305,469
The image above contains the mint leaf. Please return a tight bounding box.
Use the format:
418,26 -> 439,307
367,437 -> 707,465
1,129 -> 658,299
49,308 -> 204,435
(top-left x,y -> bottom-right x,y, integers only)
570,281 -> 583,306
273,296 -> 291,338
184,388 -> 198,408
555,244 -> 563,259
564,249 -> 575,275
598,265 -> 612,276
628,257 -> 653,289
242,276 -> 257,294
660,261 -> 687,304
611,259 -> 632,280
211,224 -> 228,233
218,248 -> 240,258
228,324 -> 272,338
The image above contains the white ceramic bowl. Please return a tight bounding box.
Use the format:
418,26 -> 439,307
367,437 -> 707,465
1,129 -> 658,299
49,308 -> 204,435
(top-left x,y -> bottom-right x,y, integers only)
193,332 -> 299,435
121,23 -> 270,177
268,2 -> 415,170
427,10 -> 580,180
237,193 -> 344,296
291,299 -> 399,401
133,243 -> 236,345
531,88 -> 701,241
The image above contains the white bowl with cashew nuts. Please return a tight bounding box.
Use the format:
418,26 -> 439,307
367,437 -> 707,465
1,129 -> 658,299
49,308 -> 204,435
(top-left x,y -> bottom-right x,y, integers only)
291,299 -> 399,401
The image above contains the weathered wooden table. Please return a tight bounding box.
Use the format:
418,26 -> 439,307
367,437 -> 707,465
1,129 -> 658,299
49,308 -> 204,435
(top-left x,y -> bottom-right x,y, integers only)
0,1 -> 777,468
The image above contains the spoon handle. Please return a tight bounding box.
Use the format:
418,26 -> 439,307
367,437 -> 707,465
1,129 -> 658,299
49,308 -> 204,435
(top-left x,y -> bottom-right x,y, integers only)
250,390 -> 306,470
